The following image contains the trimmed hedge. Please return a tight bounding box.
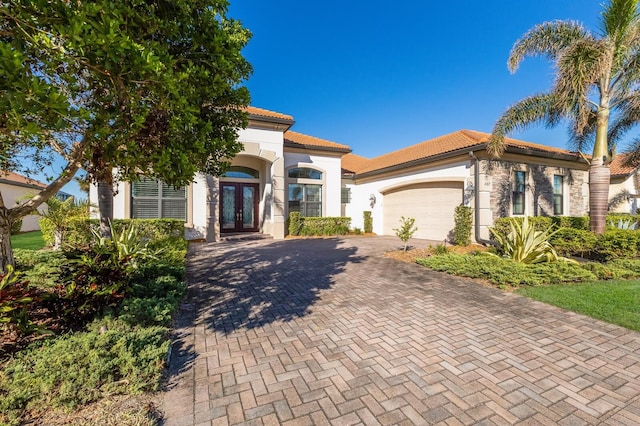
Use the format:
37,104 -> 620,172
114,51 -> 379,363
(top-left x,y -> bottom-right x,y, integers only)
41,218 -> 185,248
288,213 -> 351,236
492,216 -> 640,260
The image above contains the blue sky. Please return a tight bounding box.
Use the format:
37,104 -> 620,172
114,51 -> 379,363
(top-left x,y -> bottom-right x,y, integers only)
228,0 -> 605,158
58,1 -> 605,198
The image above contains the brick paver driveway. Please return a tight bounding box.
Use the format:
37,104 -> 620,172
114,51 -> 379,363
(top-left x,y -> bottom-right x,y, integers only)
162,236 -> 640,425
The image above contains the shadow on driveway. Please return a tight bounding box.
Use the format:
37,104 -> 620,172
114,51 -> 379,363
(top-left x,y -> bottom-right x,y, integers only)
188,238 -> 364,333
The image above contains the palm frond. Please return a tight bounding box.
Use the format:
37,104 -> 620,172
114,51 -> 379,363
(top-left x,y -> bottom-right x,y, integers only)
602,0 -> 640,46
508,20 -> 590,72
609,92 -> 640,144
568,108 -> 598,152
553,39 -> 612,121
622,135 -> 640,167
489,93 -> 562,157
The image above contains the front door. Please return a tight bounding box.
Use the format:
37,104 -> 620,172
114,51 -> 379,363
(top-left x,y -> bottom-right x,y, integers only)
220,183 -> 259,232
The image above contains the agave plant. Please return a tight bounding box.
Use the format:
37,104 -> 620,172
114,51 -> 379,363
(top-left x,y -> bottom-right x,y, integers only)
489,217 -> 571,264
607,218 -> 638,230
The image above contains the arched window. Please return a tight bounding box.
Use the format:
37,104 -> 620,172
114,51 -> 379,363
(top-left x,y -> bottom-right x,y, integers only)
223,166 -> 259,179
287,167 -> 323,217
288,168 -> 322,179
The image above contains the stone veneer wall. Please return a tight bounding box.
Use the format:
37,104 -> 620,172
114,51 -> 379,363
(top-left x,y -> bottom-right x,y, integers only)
483,159 -> 588,221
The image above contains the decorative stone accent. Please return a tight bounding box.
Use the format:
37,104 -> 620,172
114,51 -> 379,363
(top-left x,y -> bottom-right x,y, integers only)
481,159 -> 588,221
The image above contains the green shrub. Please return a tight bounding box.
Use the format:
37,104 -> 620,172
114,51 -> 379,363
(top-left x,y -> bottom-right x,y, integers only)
453,206 -> 473,246
432,243 -> 450,255
119,276 -> 184,327
595,230 -> 640,260
288,215 -> 351,236
550,228 -> 598,258
417,253 -> 597,287
363,211 -> 373,233
0,324 -> 169,421
299,217 -> 351,236
393,216 -> 417,252
43,218 -> 185,249
0,266 -> 39,335
288,212 -> 303,236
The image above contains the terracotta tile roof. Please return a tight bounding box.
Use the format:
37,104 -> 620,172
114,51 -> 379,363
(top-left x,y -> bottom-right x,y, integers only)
355,129 -> 578,175
284,131 -> 351,153
0,171 -> 46,189
244,106 -> 294,122
610,153 -> 638,177
342,153 -> 369,174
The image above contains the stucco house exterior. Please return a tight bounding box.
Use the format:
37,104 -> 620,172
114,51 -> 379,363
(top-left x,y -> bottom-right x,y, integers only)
342,130 -> 590,242
0,171 -> 47,232
95,107 -> 350,242
101,106 -> 637,242
608,153 -> 640,214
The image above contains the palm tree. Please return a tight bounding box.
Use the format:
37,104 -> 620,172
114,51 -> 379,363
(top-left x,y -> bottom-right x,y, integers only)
489,0 -> 640,234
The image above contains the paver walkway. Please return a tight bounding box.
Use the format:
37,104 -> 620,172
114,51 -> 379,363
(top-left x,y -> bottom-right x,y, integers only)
162,236 -> 640,425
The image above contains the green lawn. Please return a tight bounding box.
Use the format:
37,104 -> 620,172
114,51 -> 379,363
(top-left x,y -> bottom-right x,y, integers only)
516,280 -> 640,332
10,230 -> 45,250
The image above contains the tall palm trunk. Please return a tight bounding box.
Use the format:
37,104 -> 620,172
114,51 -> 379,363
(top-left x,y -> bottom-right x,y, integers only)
590,106 -> 611,235
97,179 -> 114,238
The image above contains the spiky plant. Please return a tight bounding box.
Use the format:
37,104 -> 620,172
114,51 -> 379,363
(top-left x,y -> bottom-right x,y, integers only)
489,217 -> 570,264
489,0 -> 640,235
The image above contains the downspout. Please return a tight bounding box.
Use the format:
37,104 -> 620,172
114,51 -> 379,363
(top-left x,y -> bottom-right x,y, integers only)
469,151 -> 495,246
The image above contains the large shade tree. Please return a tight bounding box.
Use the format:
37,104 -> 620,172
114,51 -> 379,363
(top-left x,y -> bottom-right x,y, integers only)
489,0 -> 640,234
0,0 -> 252,270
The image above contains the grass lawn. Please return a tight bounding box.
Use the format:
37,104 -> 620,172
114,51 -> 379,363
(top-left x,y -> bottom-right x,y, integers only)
516,280 -> 640,332
10,230 -> 45,250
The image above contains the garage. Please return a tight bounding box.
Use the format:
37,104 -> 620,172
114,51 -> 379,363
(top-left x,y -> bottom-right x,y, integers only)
383,181 -> 464,242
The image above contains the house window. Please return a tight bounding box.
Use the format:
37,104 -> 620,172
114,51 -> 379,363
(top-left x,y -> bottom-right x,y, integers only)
131,178 -> 187,221
341,188 -> 351,204
288,184 -> 322,217
512,171 -> 526,215
223,166 -> 259,179
553,175 -> 564,215
287,167 -> 323,217
288,168 -> 322,179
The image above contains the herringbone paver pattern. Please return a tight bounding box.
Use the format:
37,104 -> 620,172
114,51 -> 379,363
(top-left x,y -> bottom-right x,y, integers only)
162,237 -> 640,425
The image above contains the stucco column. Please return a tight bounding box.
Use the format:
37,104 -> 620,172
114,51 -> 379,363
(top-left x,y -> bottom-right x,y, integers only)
206,175 -> 220,242
271,156 -> 286,239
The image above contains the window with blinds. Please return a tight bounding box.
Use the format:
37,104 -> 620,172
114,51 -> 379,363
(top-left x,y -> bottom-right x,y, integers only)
131,178 -> 187,221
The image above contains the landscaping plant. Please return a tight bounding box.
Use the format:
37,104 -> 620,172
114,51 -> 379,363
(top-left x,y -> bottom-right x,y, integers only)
453,206 -> 473,246
363,211 -> 373,233
394,216 -> 418,252
489,216 -> 568,264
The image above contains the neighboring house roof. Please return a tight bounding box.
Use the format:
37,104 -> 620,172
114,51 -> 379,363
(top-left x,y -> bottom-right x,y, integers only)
353,129 -> 580,176
245,106 -> 294,122
284,130 -> 351,153
609,153 -> 638,178
341,153 -> 369,174
0,171 -> 47,190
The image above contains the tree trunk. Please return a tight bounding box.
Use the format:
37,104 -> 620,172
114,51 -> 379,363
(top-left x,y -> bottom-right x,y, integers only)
0,207 -> 15,271
589,161 -> 610,235
590,104 -> 611,235
97,180 -> 114,238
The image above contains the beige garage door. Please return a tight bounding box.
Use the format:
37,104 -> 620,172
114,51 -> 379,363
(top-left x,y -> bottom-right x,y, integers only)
383,182 -> 464,242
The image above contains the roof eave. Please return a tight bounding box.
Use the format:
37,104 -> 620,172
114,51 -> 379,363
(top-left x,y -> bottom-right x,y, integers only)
355,144 -> 485,179
284,142 -> 351,154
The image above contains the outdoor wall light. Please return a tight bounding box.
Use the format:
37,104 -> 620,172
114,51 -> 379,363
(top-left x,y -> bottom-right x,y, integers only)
369,194 -> 376,208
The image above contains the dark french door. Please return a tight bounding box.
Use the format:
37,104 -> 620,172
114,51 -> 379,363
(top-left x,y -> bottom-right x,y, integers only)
220,183 -> 259,232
